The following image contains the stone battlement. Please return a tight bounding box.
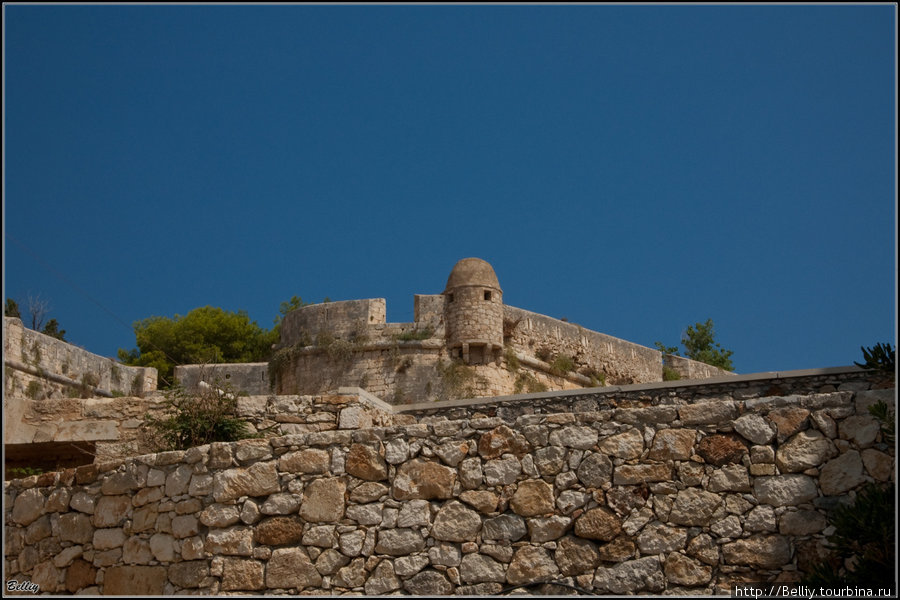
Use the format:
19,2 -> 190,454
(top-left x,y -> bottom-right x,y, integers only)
176,258 -> 731,403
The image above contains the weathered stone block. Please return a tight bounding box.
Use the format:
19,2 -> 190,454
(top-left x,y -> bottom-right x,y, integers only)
664,552 -> 712,586
722,535 -> 792,569
506,546 -> 559,585
212,461 -> 280,502
103,566 -> 166,595
392,459 -> 456,500
573,507 -> 621,541
819,451 -> 866,496
593,556 -> 664,594
754,474 -> 819,507
647,428 -> 696,460
668,488 -> 724,526
375,528 -> 426,555
775,430 -> 837,473
345,443 -> 388,481
613,463 -> 671,485
300,477 -> 346,522
220,558 -> 265,591
509,479 -> 554,517
696,434 -> 747,466
266,547 -> 322,589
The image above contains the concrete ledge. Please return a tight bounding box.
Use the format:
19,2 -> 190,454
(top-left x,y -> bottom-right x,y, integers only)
337,387 -> 395,413
395,365 -> 870,413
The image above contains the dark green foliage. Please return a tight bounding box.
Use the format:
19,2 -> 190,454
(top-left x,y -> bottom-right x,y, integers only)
272,295 -> 312,337
548,354 -> 575,377
868,400 -> 895,445
5,298 -> 21,318
656,320 -> 734,370
654,341 -> 680,356
395,327 -> 434,341
662,366 -> 682,381
118,306 -> 277,387
5,466 -> 44,480
803,483 -> 895,588
25,381 -> 42,400
143,382 -> 254,451
854,343 -> 896,373
41,318 -> 66,341
79,373 -> 100,398
682,319 -> 734,371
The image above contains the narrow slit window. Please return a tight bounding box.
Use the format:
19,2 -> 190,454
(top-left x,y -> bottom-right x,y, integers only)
448,294 -> 454,303
484,290 -> 492,301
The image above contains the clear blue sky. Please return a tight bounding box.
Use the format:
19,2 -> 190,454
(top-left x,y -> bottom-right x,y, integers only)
3,4 -> 896,375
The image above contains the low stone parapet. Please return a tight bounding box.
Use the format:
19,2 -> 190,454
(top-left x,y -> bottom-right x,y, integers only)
4,380 -> 893,594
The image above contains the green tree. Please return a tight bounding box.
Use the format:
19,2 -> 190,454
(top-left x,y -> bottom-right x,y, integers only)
656,319 -> 734,371
41,318 -> 66,341
5,298 -> 21,318
271,295 -> 311,335
119,306 -> 276,387
653,341 -> 680,355
681,319 -> 734,370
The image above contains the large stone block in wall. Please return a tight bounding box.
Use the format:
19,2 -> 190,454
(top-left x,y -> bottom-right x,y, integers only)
647,429 -> 696,461
432,501 -> 482,542
478,425 -> 531,459
753,475 -> 818,507
593,556 -> 665,594
392,459 -> 456,500
345,443 -> 388,481
819,451 -> 866,496
506,546 -> 559,585
722,535 -> 792,569
668,488 -> 724,526
103,566 -> 166,595
299,478 -> 346,522
266,548 -> 322,590
212,462 -> 280,502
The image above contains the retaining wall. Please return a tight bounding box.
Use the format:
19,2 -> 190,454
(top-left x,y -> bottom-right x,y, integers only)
4,373 -> 894,595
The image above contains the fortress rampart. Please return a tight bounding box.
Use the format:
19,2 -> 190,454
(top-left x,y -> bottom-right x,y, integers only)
175,258 -> 731,402
4,368 -> 894,595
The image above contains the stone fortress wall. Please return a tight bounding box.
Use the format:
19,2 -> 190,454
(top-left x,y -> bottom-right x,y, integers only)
4,367 -> 894,595
3,317 -> 158,469
175,258 -> 731,403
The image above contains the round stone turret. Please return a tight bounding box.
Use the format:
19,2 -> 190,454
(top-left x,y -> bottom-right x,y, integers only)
443,258 -> 503,365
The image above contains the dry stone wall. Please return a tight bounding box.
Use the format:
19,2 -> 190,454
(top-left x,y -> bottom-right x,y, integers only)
4,374 -> 894,595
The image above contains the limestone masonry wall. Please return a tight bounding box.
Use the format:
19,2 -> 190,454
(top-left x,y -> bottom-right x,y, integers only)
4,371 -> 894,595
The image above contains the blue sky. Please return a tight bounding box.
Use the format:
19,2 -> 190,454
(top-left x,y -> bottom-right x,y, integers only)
3,4 -> 896,375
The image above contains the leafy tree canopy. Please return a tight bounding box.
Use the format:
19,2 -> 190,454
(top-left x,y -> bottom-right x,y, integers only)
655,318 -> 734,371
41,318 -> 66,341
5,298 -> 21,318
119,306 -> 278,387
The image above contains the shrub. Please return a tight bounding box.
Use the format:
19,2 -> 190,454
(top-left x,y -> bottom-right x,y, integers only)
79,373 -> 100,398
854,343 -> 895,374
395,327 -> 433,342
514,372 -> 547,394
504,346 -> 520,372
5,466 -> 44,481
662,366 -> 682,381
437,359 -> 484,400
143,381 -> 254,451
868,400 -> 895,444
535,346 -> 553,362
548,354 -> 575,377
803,482 -> 895,588
25,381 -> 42,400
